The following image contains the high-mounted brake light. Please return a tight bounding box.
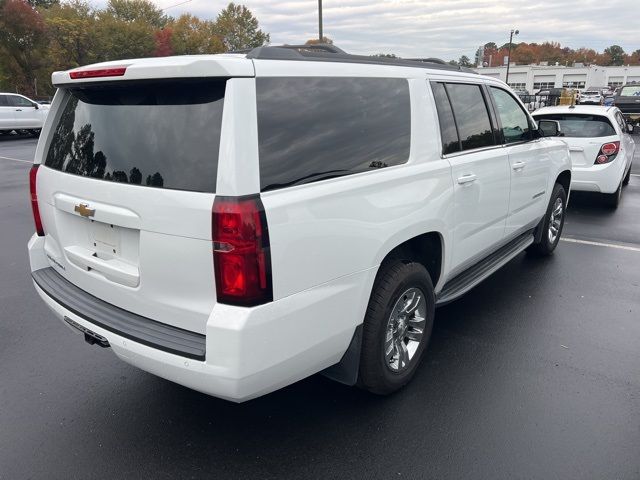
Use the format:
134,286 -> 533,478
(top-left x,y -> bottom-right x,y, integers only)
29,165 -> 44,236
212,195 -> 272,306
69,66 -> 127,80
595,141 -> 620,165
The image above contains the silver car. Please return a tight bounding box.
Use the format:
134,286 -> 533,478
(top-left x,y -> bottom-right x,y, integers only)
580,90 -> 604,105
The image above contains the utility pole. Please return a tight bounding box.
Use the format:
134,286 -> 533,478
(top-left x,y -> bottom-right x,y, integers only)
318,0 -> 323,42
505,28 -> 519,85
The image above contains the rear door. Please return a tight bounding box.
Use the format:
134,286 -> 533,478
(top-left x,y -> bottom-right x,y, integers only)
488,86 -> 549,236
431,81 -> 510,274
37,78 -> 228,334
0,94 -> 16,130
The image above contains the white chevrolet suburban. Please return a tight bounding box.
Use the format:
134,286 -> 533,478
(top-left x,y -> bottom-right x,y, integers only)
28,45 -> 572,402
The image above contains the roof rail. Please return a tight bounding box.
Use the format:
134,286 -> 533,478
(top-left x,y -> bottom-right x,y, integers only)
244,45 -> 477,74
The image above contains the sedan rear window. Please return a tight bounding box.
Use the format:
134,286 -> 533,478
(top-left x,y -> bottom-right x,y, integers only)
44,79 -> 226,193
533,113 -> 616,137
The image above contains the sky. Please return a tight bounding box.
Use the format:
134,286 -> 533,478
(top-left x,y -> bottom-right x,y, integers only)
128,0 -> 639,60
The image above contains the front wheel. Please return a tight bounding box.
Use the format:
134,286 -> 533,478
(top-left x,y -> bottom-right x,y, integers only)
527,183 -> 567,256
358,261 -> 435,395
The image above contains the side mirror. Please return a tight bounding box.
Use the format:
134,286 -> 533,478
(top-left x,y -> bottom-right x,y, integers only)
33,103 -> 39,110
537,119 -> 562,137
627,123 -> 635,134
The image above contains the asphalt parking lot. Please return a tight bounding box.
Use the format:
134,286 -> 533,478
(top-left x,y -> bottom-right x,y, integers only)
1,134 -> 639,479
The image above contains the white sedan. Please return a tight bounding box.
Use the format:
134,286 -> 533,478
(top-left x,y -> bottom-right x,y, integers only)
0,93 -> 50,135
533,105 -> 635,208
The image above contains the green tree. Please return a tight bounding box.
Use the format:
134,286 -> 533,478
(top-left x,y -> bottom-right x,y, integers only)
214,2 -> 269,51
458,55 -> 472,67
604,45 -> 625,66
170,14 -> 223,55
0,0 -> 48,96
27,0 -> 59,8
42,0 -> 97,69
94,5 -> 156,60
105,0 -> 167,28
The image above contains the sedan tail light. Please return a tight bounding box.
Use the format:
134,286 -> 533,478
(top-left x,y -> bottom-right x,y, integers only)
29,165 -> 44,236
212,195 -> 272,306
595,141 -> 620,164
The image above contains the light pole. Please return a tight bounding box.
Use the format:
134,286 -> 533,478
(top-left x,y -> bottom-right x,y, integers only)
318,0 -> 323,42
505,28 -> 519,85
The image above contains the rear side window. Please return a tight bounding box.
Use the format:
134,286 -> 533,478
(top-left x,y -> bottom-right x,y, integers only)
431,82 -> 460,154
445,83 -> 495,151
489,87 -> 532,143
256,77 -> 411,191
44,79 -> 226,193
532,113 -> 616,137
0,95 -> 10,106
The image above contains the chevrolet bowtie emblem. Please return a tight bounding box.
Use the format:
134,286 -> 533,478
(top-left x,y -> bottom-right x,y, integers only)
74,203 -> 95,218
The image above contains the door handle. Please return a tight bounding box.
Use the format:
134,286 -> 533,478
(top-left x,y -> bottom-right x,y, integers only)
512,161 -> 526,171
457,173 -> 477,185
15,109 -> 22,112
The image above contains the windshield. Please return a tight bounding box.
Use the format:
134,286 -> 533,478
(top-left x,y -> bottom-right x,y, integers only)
44,79 -> 226,193
533,113 -> 616,137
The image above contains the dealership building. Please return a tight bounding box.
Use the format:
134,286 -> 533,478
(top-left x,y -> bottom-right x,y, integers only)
474,64 -> 640,92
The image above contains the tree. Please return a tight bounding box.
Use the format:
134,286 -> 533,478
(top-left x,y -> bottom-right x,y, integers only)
104,0 -> 167,28
94,6 -> 156,60
42,0 -> 97,69
214,2 -> 269,51
604,45 -> 625,66
306,36 -> 333,45
0,0 -> 48,96
170,14 -> 223,55
27,0 -> 59,8
154,26 -> 173,56
458,55 -> 472,67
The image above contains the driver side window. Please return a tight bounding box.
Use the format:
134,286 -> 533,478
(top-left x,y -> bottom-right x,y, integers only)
490,87 -> 531,144
9,95 -> 34,107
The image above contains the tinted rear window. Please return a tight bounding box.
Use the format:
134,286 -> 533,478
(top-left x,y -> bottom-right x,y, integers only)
445,83 -> 496,151
256,77 -> 411,191
430,82 -> 461,154
44,79 -> 225,192
533,113 -> 616,137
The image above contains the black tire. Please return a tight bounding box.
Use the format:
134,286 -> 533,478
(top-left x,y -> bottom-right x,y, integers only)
604,180 -> 622,209
622,166 -> 631,186
358,261 -> 435,395
527,182 -> 567,256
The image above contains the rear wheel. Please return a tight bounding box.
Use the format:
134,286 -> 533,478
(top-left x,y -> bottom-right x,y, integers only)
527,182 -> 567,256
358,261 -> 435,395
622,166 -> 631,186
604,180 -> 622,209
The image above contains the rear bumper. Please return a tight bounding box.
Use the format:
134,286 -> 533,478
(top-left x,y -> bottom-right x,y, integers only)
570,158 -> 627,194
29,235 -> 374,402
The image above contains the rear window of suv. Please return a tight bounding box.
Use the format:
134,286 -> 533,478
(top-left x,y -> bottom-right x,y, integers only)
533,113 -> 616,137
620,85 -> 640,97
256,77 -> 411,191
44,79 -> 226,192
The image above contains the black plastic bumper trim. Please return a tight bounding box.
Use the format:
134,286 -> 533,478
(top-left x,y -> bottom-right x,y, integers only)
32,267 -> 206,360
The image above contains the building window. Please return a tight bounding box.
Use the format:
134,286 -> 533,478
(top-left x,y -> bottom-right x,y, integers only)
563,81 -> 585,88
533,82 -> 555,90
608,81 -> 623,87
508,83 -> 526,90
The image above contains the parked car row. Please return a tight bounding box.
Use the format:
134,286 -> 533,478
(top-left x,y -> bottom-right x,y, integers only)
0,93 -> 50,136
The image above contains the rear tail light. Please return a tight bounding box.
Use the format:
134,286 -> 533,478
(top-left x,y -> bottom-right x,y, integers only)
212,195 -> 272,306
29,165 -> 44,236
595,141 -> 620,164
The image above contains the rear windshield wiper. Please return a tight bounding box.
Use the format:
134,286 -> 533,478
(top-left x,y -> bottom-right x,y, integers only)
262,169 -> 354,191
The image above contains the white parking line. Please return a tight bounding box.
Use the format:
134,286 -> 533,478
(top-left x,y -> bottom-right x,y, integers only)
561,237 -> 640,253
0,155 -> 33,164
631,173 -> 640,177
